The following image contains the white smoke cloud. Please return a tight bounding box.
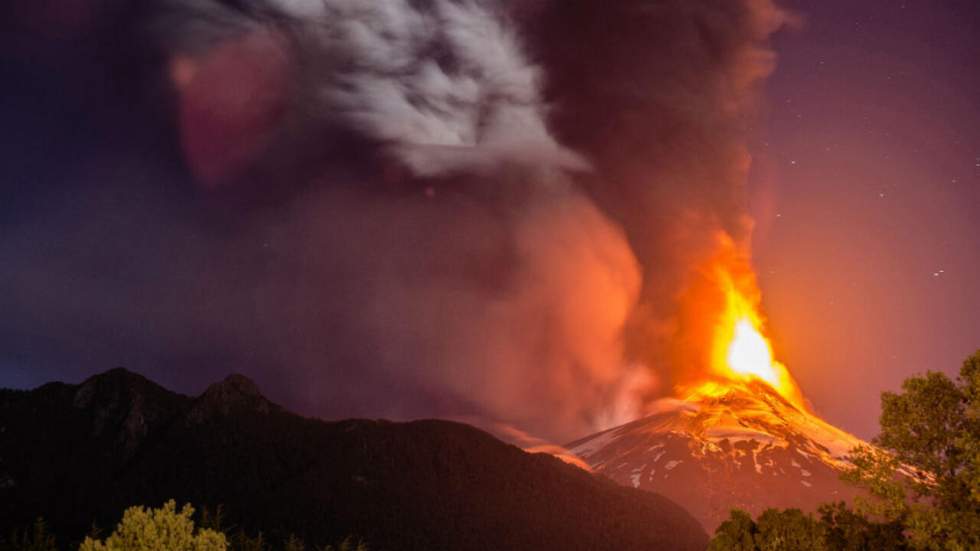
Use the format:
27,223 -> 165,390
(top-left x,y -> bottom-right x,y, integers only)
308,0 -> 584,176
163,0 -> 585,178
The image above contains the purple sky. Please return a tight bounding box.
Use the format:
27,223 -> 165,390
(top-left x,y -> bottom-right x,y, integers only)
751,0 -> 980,437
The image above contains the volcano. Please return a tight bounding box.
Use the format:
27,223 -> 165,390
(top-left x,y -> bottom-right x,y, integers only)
567,379 -> 867,531
565,244 -> 876,531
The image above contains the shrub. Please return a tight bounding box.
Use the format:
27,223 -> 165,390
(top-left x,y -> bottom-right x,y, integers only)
79,501 -> 226,551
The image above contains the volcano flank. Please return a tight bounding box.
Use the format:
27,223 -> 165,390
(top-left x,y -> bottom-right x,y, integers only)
567,380 -> 869,531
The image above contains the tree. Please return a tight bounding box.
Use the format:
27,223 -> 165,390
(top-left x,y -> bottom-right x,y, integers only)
754,508 -> 824,551
817,502 -> 906,550
708,510 -> 759,551
708,508 -> 824,551
79,501 -> 226,551
1,518 -> 57,551
843,351 -> 980,550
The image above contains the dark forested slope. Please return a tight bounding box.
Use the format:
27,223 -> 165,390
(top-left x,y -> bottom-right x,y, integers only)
0,369 -> 707,550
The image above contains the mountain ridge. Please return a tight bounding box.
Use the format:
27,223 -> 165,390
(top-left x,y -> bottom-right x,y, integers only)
0,368 -> 708,551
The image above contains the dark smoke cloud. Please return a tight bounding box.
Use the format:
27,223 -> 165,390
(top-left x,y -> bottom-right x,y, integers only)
0,0 -> 789,442
520,0 -> 793,394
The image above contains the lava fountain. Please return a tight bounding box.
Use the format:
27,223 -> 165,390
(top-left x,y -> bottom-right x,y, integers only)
679,231 -> 807,410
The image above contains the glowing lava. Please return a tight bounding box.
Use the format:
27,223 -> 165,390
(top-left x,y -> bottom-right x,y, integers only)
704,268 -> 807,410
728,318 -> 779,383
675,232 -> 808,410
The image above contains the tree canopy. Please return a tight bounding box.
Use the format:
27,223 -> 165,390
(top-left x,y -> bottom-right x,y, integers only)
843,351 -> 980,549
79,501 -> 226,551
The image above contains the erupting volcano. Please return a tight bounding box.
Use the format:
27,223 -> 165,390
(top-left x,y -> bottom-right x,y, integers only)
568,235 -> 868,531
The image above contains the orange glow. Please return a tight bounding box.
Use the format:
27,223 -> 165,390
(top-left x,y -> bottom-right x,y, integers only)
728,319 -> 778,382
680,232 -> 807,410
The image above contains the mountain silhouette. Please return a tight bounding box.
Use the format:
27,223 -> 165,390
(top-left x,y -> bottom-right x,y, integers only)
0,368 -> 708,550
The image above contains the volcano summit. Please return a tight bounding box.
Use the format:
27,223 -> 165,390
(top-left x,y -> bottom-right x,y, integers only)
567,380 -> 868,531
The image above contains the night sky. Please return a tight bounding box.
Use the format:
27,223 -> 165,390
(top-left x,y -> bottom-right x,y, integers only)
751,0 -> 980,437
1,0 -> 977,441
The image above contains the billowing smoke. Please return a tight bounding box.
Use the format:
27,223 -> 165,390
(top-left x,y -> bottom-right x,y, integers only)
160,0 -> 585,183
0,0 -> 790,442
519,0 -> 792,398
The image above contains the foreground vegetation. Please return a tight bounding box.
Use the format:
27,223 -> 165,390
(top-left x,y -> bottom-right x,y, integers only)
1,502 -> 365,551
709,351 -> 980,550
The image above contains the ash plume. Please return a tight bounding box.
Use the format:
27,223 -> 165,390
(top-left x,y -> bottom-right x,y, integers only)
519,0 -> 793,398
0,0 -> 791,442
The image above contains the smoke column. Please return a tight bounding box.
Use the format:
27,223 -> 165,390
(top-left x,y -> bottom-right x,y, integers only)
521,0 -> 793,401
